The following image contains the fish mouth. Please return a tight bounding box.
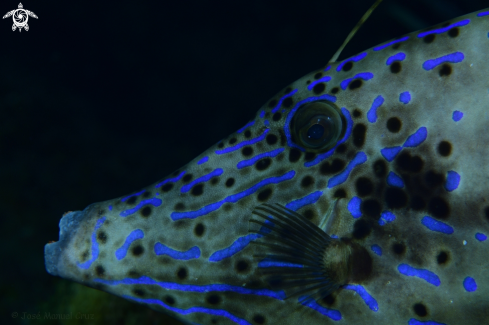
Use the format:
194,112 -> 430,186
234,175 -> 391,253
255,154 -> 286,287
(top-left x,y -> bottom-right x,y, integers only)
44,210 -> 85,277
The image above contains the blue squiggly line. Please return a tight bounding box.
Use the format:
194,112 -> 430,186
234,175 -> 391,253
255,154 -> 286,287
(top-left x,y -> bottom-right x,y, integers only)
216,129 -> 269,155
272,89 -> 298,113
120,198 -> 162,217
155,171 -> 186,188
344,284 -> 378,311
122,295 -> 253,325
181,169 -> 223,193
373,36 -> 409,51
77,217 -> 106,269
328,152 -> 367,188
237,148 -> 284,169
154,243 -> 200,260
115,229 -> 144,260
336,52 -> 367,71
95,276 -> 285,300
285,191 -> 322,211
417,19 -> 470,38
237,121 -> 255,133
171,171 -> 295,220
121,190 -> 146,202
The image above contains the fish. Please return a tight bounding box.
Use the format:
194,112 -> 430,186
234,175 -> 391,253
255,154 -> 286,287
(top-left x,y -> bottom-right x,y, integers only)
44,5 -> 489,325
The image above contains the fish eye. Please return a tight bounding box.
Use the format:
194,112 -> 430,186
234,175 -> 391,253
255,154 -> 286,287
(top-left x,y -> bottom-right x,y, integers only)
291,101 -> 343,152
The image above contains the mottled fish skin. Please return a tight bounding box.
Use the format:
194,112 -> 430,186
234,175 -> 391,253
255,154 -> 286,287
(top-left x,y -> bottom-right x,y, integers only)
45,8 -> 489,325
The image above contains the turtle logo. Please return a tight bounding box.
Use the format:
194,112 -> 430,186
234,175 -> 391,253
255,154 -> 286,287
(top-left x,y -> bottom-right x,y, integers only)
3,3 -> 37,32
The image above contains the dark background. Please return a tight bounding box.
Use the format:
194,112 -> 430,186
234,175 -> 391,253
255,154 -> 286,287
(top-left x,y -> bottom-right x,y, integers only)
1,0 -> 486,324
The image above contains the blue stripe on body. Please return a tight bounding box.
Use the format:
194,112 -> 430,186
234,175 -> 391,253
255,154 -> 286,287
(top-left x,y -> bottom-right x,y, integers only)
216,129 -> 269,155
171,171 -> 295,220
181,168 -> 223,193
237,148 -> 284,169
115,229 -> 144,260
77,217 -> 106,269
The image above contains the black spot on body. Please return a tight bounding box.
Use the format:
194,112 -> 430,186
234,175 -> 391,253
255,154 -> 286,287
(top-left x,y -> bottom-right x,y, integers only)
362,199 -> 381,219
244,130 -> 251,138
242,146 -> 253,156
396,152 -> 423,173
191,184 -> 203,196
303,209 -> 315,220
175,202 -> 185,210
229,137 -> 237,145
268,99 -> 277,108
349,79 -> 362,90
253,314 -> 265,324
165,296 -> 175,305
305,152 -> 316,162
256,158 -> 271,171
133,289 -> 145,297
353,109 -> 361,118
428,197 -> 449,219
217,142 -> 224,148
423,34 -> 435,43
331,87 -> 339,94
225,178 -> 235,187
141,206 -> 152,217
301,176 -> 314,188
313,83 -> 326,94
352,124 -> 366,147
322,294 -> 335,305
385,188 -> 408,209
210,177 -> 219,185
390,61 -> 402,73
484,207 -> 489,223
283,97 -> 293,108
448,27 -> 459,37
439,64 -> 452,77
356,177 -> 373,197
257,188 -> 272,201
392,243 -> 406,255
437,141 -> 452,157
285,87 -> 292,94
425,171 -> 444,188
289,148 -> 301,162
182,174 -> 193,182
334,189 -> 346,198
342,61 -> 353,71
437,251 -> 450,264
336,144 -> 347,153
373,160 -> 387,178
314,72 -> 322,79
353,219 -> 372,239
414,303 -> 428,317
320,159 -> 345,175
96,265 -> 105,276
386,117 -> 402,132
161,183 -> 173,192
132,245 -> 144,256
206,294 -> 221,305
411,196 -> 426,210
177,267 -> 187,280
143,191 -> 150,198
97,231 -> 107,243
236,260 -> 249,272
272,112 -> 282,121
127,196 -> 137,205
194,223 -> 205,236
266,134 -> 278,145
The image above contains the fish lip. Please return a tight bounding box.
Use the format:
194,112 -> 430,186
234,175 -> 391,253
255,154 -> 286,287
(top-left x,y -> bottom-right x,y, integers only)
44,210 -> 85,277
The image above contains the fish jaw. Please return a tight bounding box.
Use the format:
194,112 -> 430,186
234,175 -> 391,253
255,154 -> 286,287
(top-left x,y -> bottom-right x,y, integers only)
45,205 -> 99,282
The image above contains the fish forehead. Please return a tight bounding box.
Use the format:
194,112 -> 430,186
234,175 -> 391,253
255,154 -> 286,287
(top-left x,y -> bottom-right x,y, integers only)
45,8 -> 489,325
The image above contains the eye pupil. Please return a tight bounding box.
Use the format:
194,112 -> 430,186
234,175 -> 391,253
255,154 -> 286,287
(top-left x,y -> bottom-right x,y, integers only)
307,124 -> 324,139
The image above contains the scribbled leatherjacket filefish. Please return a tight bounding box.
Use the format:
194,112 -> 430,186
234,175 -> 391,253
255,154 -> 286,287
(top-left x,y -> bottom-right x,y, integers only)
45,5 -> 489,325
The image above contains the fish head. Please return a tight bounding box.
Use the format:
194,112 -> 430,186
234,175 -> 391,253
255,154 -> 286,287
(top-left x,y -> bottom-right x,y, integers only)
45,9 -> 489,325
